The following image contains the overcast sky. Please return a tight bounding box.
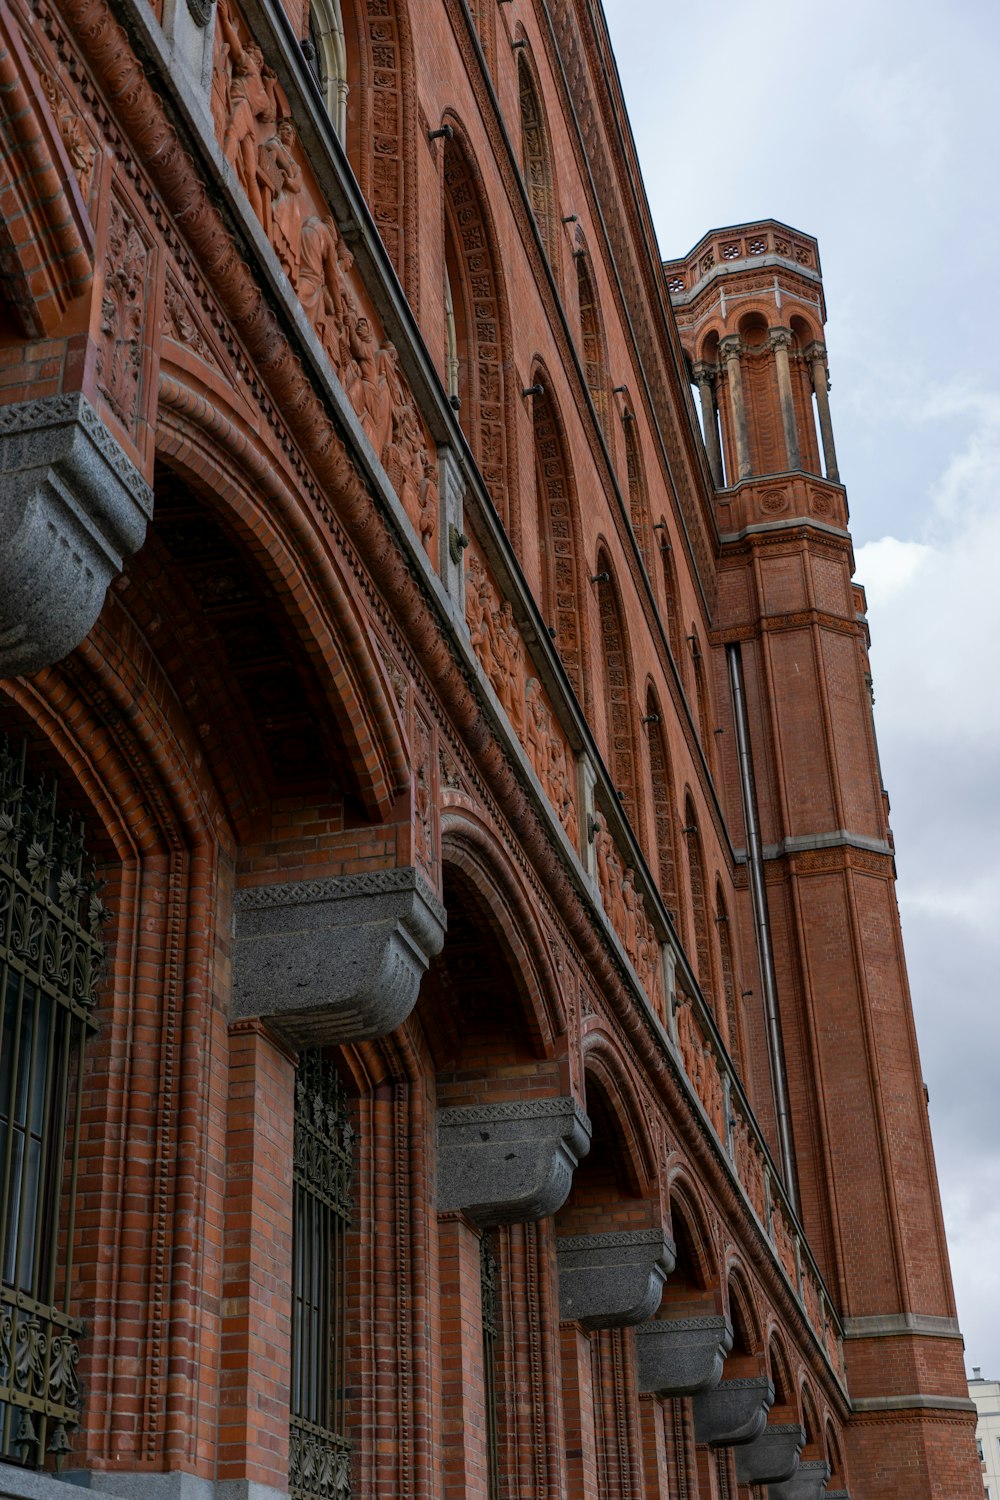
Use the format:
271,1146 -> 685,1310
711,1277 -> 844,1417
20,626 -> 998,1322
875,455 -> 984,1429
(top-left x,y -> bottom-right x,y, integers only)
602,0 -> 1000,1378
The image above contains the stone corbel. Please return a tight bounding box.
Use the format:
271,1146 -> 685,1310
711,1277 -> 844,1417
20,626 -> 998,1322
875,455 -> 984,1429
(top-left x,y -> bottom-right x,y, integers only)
635,1314 -> 733,1396
692,1376 -> 774,1447
231,867 -> 447,1044
0,394 -> 153,677
556,1228 -> 675,1329
735,1423 -> 805,1485
437,1098 -> 591,1224
768,1459 -> 832,1499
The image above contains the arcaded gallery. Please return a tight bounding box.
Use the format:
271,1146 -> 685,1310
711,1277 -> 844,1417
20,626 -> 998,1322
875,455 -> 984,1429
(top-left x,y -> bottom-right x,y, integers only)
0,0 -> 981,1496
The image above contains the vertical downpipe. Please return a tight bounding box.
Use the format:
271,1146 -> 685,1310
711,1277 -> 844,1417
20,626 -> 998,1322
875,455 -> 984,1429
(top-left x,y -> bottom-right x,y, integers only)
727,643 -> 798,1213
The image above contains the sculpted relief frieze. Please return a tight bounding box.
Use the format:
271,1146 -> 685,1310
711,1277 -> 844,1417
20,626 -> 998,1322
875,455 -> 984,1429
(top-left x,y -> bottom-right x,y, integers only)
591,809 -> 665,1020
211,0 -> 436,554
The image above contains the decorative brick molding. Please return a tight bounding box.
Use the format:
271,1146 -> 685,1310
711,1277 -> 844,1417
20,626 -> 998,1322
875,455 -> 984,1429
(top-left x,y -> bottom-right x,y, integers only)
231,866 -> 446,1043
555,1227 -> 675,1329
693,1376 -> 774,1448
0,393 -> 153,676
634,1314 -> 733,1397
436,1098 -> 591,1224
735,1422 -> 805,1485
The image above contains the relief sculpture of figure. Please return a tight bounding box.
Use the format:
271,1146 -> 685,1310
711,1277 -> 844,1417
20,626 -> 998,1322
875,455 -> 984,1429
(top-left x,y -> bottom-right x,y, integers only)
217,0 -> 279,221
494,602 -> 524,735
265,118 -> 304,279
345,316 -> 392,458
297,214 -> 356,367
466,556 -> 498,688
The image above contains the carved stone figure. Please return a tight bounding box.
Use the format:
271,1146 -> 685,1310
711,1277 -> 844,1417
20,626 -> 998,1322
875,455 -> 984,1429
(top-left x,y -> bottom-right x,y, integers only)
217,0 -> 281,221
265,118 -> 304,278
298,214 -> 355,363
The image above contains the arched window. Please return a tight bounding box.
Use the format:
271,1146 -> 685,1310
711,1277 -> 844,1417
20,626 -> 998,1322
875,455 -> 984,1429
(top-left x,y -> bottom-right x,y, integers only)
595,555 -> 640,837
0,739 -> 102,1468
443,133 -> 512,528
533,383 -> 585,703
658,529 -> 685,681
517,51 -> 559,273
575,243 -> 611,441
645,686 -> 684,931
715,884 -> 744,1073
689,625 -> 715,769
306,0 -> 349,140
683,797 -> 716,1012
623,409 -> 653,568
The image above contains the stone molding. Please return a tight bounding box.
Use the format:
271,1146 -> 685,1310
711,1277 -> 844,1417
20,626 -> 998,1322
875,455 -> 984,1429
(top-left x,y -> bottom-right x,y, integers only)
693,1376 -> 774,1447
634,1313 -> 733,1397
842,1312 -> 962,1341
767,1459 -> 832,1500
437,1097 -> 591,1225
556,1227 -> 675,1329
735,1422 -> 805,1485
0,393 -> 153,676
231,866 -> 446,1044
849,1393 -> 977,1413
0,1470 -> 271,1499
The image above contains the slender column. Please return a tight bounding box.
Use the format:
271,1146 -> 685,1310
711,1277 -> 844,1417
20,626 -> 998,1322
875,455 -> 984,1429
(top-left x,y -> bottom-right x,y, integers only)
691,360 -> 724,486
806,341 -> 839,482
769,328 -> 800,471
720,337 -> 752,479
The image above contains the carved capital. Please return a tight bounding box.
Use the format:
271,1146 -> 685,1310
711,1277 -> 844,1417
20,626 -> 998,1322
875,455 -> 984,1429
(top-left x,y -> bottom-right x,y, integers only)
768,1460 -> 833,1500
719,336 -> 742,364
735,1423 -> 805,1485
556,1228 -> 675,1329
232,868 -> 447,1044
635,1314 -> 733,1396
692,1376 -> 774,1448
0,393 -> 153,676
768,327 -> 793,353
690,360 -> 717,388
437,1097 -> 591,1225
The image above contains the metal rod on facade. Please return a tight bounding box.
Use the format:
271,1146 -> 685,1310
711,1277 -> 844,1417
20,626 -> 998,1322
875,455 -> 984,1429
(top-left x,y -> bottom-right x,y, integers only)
727,643 -> 798,1213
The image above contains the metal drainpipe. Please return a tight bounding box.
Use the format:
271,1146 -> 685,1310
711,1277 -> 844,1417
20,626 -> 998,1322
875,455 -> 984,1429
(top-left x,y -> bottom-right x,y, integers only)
727,643 -> 798,1213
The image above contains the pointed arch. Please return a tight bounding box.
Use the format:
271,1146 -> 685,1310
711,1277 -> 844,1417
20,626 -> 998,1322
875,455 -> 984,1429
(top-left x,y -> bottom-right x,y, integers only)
466,0 -> 496,69
580,1030 -> 659,1198
667,1170 -> 721,1298
715,882 -> 744,1074
623,406 -> 653,568
595,550 -> 642,842
683,795 -> 716,1013
574,238 -> 612,442
725,1258 -> 763,1360
689,623 -> 715,769
766,1329 -> 795,1411
517,47 -> 560,276
644,684 -> 683,932
532,377 -> 587,705
442,125 -> 514,531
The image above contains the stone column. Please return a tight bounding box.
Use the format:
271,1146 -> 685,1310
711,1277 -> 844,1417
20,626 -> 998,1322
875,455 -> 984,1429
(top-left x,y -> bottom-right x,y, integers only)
769,328 -> 800,471
719,337 -> 752,480
691,361 -> 724,487
806,341 -> 839,482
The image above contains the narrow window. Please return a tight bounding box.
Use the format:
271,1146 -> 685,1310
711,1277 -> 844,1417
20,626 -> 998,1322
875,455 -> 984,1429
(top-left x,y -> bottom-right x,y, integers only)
575,250 -> 611,439
518,53 -> 558,268
306,0 -> 349,140
290,1051 -> 354,1499
0,740 -> 101,1469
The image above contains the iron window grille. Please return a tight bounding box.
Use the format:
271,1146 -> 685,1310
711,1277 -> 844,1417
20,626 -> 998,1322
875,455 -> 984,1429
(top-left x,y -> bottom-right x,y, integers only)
480,1233 -> 500,1499
0,739 -> 106,1469
290,1050 -> 354,1500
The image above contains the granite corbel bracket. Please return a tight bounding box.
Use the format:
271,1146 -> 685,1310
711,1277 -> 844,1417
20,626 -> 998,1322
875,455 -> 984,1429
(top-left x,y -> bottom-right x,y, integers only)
437,1098 -> 591,1225
768,1460 -> 833,1500
0,394 -> 153,676
556,1228 -> 675,1329
635,1314 -> 733,1396
735,1423 -> 805,1485
232,868 -> 447,1044
693,1376 -> 774,1448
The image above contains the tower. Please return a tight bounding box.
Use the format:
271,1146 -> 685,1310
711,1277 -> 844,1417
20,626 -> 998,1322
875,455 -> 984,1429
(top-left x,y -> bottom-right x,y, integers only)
664,221 -> 978,1498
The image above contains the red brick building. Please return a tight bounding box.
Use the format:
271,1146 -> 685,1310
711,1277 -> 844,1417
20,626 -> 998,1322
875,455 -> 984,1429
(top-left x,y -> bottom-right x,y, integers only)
0,0 -> 980,1496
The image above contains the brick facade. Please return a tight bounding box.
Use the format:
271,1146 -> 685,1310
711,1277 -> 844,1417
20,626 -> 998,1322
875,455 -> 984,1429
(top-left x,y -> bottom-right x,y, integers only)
0,1 -> 980,1497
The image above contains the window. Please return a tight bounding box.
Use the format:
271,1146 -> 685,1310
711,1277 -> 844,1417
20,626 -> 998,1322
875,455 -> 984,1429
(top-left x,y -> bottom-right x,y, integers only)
289,1051 -> 354,1499
0,739 -> 101,1468
306,0 -> 349,140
